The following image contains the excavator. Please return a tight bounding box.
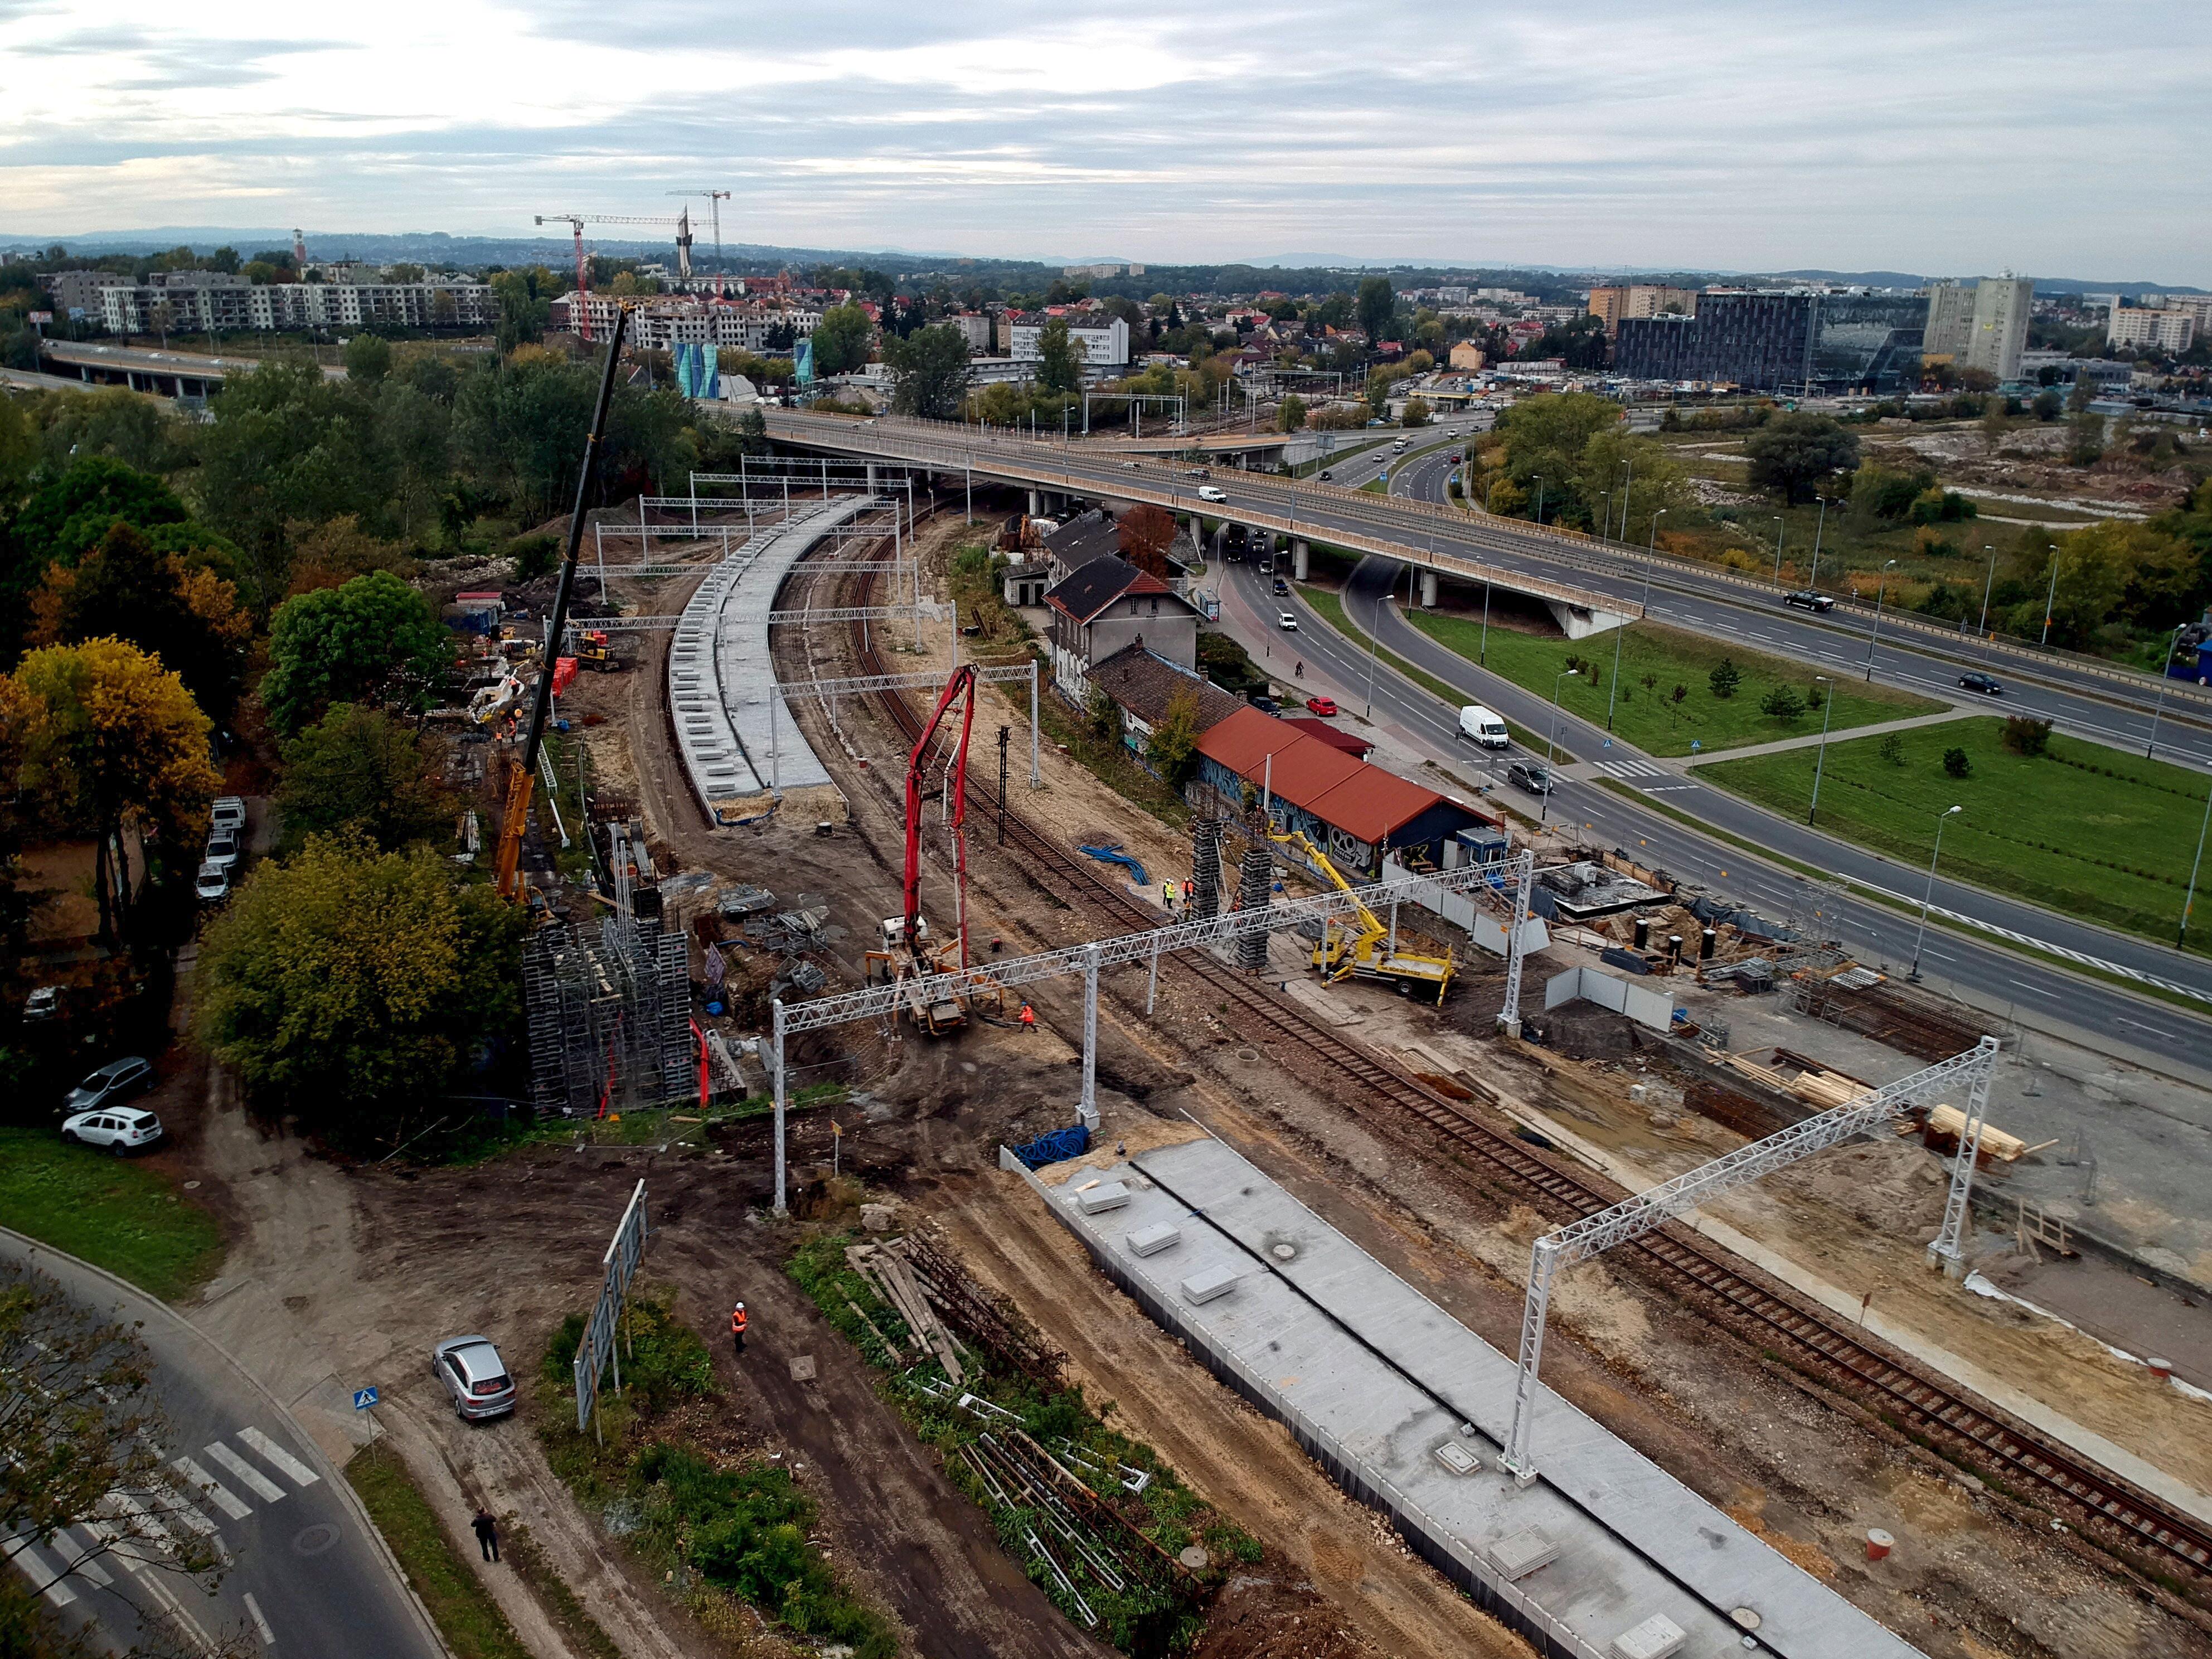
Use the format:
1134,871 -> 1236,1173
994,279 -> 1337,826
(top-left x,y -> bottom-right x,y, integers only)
1268,829 -> 1456,1004
494,304 -> 631,904
864,664 -> 1002,1034
572,629 -> 627,673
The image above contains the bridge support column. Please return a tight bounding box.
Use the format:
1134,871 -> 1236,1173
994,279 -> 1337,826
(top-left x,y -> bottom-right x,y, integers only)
1292,540 -> 1309,581
866,461 -> 878,496
1420,570 -> 1438,608
1028,489 -> 1041,516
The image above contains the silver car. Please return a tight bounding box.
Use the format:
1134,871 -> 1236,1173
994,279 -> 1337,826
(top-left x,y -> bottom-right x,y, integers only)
62,1106 -> 163,1156
432,1336 -> 516,1421
64,1056 -> 154,1115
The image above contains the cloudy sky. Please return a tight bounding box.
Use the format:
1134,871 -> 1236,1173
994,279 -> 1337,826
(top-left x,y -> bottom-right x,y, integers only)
3,1 -> 2206,278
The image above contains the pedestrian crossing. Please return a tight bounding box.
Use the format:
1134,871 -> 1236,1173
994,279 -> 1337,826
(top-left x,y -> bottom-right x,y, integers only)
1597,756 -> 1668,779
5,1425 -> 319,1607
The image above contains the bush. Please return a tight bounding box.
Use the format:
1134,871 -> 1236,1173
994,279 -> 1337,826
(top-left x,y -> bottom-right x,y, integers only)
2002,716 -> 2053,756
507,532 -> 559,581
1759,685 -> 1805,721
1708,658 -> 1743,700
1880,732 -> 1906,766
1942,746 -> 1972,778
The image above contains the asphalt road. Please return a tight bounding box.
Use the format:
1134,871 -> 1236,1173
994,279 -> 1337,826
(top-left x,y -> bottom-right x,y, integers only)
1,1230 -> 443,1659
1219,551 -> 2212,1068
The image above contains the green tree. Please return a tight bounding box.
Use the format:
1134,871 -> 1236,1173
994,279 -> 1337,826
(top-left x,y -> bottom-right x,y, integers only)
10,456 -> 187,566
342,333 -> 393,384
1276,393 -> 1308,433
1355,276 -> 1395,346
195,837 -> 525,1148
2068,406 -> 2105,466
1492,392 -> 1622,522
1758,683 -> 1804,721
739,404 -> 770,455
276,704 -> 455,852
28,522 -> 252,720
1880,731 -> 1906,765
489,269 -> 550,350
1035,317 -> 1086,395
1146,686 -> 1204,787
1743,413 -> 1860,503
1708,657 -> 1743,699
7,638 -> 219,942
808,304 -> 875,378
1401,397 -> 1432,428
260,570 -> 450,733
2031,388 -> 2063,421
882,323 -> 972,419
1942,746 -> 1972,778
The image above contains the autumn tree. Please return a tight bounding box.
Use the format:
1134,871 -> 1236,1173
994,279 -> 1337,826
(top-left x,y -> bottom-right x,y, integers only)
282,515 -> 415,597
260,570 -> 450,734
29,522 -> 253,720
195,837 -> 525,1148
7,638 -> 219,943
277,705 -> 455,853
1146,686 -> 1204,787
1117,504 -> 1179,575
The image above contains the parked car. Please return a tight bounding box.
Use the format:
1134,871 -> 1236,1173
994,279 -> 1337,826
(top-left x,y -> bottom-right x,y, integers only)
1782,589 -> 1835,613
64,1056 -> 154,1117
23,986 -> 60,1022
1249,695 -> 1280,714
1197,485 -> 1228,503
1506,759 -> 1554,794
432,1336 -> 517,1421
210,796 -> 248,837
203,832 -> 240,874
1278,612 -> 1299,631
61,1106 -> 163,1156
1304,695 -> 1339,717
1272,576 -> 1290,595
1958,671 -> 2004,695
195,862 -> 231,904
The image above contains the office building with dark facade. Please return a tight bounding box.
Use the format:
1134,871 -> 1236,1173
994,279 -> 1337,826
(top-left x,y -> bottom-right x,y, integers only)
1614,293 -> 1818,391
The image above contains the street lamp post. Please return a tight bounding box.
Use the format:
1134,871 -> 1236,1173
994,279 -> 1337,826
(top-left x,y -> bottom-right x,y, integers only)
1910,806 -> 1963,981
1772,515 -> 1786,584
2040,544 -> 2060,646
1542,668 -> 1579,822
2147,624 -> 2184,759
1807,675 -> 1834,824
1866,557 -> 1898,680
2183,777 -> 2212,948
1532,476 -> 1544,526
1479,579 -> 1491,665
1808,494 -> 1831,590
1607,510 -> 1664,730
1617,457 -> 1633,542
1976,544 -> 1998,637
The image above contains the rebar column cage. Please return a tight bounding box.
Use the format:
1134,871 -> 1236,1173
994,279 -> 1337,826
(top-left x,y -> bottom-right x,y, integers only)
1496,1035 -> 2000,1485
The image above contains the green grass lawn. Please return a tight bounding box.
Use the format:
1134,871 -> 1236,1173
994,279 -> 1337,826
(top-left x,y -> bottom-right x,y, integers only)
1403,614 -> 1941,758
0,1128 -> 225,1301
346,1448 -> 533,1659
1700,718 -> 2212,954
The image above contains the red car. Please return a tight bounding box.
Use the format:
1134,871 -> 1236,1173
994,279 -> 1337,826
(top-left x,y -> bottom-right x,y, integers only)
1304,695 -> 1338,717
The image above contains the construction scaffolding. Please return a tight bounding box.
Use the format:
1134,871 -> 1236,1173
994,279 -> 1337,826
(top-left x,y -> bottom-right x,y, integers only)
522,825 -> 695,1115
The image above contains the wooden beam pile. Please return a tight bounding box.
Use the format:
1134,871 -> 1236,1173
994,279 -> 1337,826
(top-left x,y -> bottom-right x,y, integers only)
845,1238 -> 967,1385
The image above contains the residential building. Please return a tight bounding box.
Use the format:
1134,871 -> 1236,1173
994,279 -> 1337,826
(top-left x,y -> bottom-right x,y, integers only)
1613,294 -> 1818,391
551,292 -> 819,350
99,274 -> 497,334
1585,285 -> 1697,336
2109,305 -> 2198,354
1042,510 -> 1126,584
947,312 -> 993,355
38,268 -> 128,319
1922,282 -> 1976,361
1042,554 -> 1199,698
1448,341 -> 1487,372
1006,315 -> 1131,376
1923,277 -> 2034,381
1086,646 -> 1244,764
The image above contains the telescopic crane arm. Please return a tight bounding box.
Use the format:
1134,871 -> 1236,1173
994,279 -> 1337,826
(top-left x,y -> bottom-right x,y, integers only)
902,665 -> 977,966
492,304 -> 632,903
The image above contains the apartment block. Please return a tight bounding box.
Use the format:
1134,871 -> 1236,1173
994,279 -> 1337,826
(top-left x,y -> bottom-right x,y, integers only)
1923,276 -> 2034,380
1006,316 -> 1131,374
551,293 -> 821,351
2108,305 -> 2198,354
1586,284 -> 1698,335
99,274 -> 497,334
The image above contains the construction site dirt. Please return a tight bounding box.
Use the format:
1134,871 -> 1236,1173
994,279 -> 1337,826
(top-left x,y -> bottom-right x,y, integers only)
179,490 -> 2212,1659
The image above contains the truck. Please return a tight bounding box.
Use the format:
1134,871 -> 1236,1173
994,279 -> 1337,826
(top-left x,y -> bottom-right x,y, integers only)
2166,627 -> 2212,684
1269,829 -> 1455,1003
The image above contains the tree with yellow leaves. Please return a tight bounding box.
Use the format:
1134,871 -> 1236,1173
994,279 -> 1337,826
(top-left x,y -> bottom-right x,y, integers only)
6,638 -> 220,943
28,521 -> 253,721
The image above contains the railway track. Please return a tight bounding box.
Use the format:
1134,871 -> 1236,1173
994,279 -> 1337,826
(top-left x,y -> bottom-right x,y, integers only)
779,528 -> 2212,1596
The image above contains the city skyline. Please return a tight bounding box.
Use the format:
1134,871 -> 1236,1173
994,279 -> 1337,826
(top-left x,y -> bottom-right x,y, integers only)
3,1 -> 2208,281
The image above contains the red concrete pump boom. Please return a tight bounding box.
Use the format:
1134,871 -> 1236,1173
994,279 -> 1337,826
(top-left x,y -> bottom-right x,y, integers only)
901,664 -> 977,968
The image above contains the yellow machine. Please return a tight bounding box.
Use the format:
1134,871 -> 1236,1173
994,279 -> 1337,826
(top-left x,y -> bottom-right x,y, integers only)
1269,830 -> 1455,1004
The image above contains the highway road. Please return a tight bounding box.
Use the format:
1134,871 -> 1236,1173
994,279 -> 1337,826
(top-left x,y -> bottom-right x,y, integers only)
1,1231 -> 443,1659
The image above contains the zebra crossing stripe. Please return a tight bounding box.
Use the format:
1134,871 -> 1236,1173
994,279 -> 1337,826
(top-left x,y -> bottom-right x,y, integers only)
173,1456 -> 251,1520
205,1441 -> 286,1503
57,1530 -> 113,1588
239,1427 -> 321,1488
2,1534 -> 76,1607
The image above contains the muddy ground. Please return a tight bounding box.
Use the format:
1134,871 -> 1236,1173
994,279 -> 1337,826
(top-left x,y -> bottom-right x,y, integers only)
171,486 -> 2212,1659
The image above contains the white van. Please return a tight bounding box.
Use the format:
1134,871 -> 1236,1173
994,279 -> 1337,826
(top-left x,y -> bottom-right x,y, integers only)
1457,704 -> 1510,749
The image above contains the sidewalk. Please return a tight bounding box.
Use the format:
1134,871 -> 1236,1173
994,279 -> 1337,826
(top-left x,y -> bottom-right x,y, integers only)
1678,705 -> 1975,768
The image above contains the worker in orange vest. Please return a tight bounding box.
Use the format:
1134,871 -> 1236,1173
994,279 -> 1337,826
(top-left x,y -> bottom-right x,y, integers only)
731,1301 -> 748,1355
1018,1002 -> 1037,1031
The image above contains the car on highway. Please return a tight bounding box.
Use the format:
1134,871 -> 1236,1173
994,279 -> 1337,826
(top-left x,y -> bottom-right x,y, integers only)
1304,695 -> 1338,717
1506,759 -> 1553,795
1272,576 -> 1290,595
1120,459 -> 1139,469
1782,589 -> 1836,613
1318,469 -> 1333,480
1457,704 -> 1510,749
1277,612 -> 1299,630
1958,671 -> 2004,695
64,1055 -> 154,1117
196,862 -> 231,904
1197,486 -> 1227,503
61,1105 -> 163,1156
433,1336 -> 517,1421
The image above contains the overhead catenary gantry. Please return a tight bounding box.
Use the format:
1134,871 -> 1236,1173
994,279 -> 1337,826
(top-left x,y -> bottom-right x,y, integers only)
1496,1035 -> 2002,1486
764,852 -> 1536,1212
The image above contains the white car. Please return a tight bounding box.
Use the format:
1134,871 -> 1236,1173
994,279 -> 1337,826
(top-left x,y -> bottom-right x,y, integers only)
1278,612 -> 1299,630
211,796 -> 248,837
196,862 -> 231,903
1120,460 -> 1140,469
204,832 -> 240,874
1197,485 -> 1227,503
62,1105 -> 163,1156
24,986 -> 60,1022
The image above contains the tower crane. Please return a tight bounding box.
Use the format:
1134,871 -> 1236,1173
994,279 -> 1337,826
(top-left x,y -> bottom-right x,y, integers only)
666,189 -> 730,282
534,210 -> 697,340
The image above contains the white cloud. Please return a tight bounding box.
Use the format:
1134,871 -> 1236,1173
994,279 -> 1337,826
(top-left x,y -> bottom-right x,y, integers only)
0,0 -> 2205,276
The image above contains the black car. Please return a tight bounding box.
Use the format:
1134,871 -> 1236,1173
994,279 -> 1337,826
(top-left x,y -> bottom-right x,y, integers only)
1506,760 -> 1553,794
1272,576 -> 1290,595
1959,671 -> 2003,695
1782,590 -> 1836,613
1318,468 -> 1334,480
1250,695 -> 1280,714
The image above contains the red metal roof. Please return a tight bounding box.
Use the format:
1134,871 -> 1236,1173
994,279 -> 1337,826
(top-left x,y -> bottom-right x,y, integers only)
1194,706 -> 1304,775
1281,717 -> 1372,757
1198,707 -> 1445,844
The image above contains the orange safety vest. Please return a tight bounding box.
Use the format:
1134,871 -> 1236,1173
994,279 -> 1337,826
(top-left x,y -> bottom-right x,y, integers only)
732,1305 -> 748,1335
1018,1003 -> 1036,1026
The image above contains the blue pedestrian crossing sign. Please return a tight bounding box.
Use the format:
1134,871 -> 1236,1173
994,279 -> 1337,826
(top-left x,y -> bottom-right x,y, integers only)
353,1386 -> 380,1411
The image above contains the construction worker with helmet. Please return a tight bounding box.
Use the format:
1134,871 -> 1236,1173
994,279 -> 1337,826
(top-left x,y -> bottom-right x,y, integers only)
1018,1002 -> 1037,1031
731,1301 -> 748,1354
